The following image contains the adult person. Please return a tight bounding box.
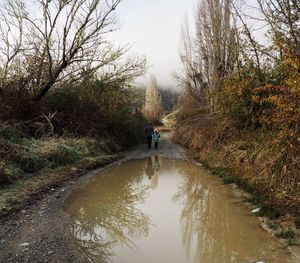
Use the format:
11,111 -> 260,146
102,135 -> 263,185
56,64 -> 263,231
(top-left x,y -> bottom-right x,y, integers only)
145,123 -> 154,149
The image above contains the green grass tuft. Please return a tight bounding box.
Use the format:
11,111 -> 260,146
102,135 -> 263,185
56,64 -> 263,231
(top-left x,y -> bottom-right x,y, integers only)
294,217 -> 300,229
277,229 -> 296,239
266,220 -> 279,230
0,132 -> 117,187
257,205 -> 281,219
0,162 -> 23,185
211,167 -> 235,184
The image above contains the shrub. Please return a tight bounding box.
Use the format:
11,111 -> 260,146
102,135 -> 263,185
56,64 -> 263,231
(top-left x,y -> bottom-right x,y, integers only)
14,154 -> 40,173
0,162 -> 22,185
216,72 -> 262,130
275,228 -> 296,239
39,143 -> 82,166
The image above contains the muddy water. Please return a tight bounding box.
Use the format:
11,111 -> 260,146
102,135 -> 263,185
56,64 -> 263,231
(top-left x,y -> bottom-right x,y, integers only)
64,157 -> 297,263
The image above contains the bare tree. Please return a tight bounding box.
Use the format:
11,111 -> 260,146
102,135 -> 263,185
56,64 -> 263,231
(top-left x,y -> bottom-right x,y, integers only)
232,3 -> 265,82
176,18 -> 209,108
0,0 -> 146,101
256,0 -> 300,55
177,0 -> 238,113
0,1 -> 25,79
0,0 -> 27,99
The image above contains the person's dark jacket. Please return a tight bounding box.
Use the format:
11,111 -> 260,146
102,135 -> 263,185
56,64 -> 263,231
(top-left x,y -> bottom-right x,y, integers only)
145,125 -> 154,137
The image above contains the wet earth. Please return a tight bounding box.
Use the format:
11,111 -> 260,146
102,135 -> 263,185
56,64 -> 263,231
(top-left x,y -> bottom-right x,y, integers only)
0,133 -> 299,263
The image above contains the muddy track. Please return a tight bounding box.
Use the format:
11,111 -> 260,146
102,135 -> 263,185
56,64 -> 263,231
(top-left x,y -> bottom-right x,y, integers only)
0,133 -> 186,263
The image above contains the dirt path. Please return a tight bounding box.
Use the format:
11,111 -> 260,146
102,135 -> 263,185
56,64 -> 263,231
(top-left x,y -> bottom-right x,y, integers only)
1,132 -> 298,262
0,132 -> 186,263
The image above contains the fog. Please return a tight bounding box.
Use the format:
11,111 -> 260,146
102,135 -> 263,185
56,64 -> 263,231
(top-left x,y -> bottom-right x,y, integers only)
114,0 -> 198,90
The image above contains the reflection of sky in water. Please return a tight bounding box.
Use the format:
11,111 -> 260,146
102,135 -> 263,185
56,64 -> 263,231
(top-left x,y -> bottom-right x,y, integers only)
64,158 -> 298,263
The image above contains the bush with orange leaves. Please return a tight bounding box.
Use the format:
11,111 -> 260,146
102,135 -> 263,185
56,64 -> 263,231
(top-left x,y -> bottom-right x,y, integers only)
217,50 -> 300,147
188,50 -> 300,214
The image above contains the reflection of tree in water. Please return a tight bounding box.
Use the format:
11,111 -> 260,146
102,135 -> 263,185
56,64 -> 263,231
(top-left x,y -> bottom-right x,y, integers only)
173,161 -> 287,263
65,161 -> 151,262
145,157 -> 154,180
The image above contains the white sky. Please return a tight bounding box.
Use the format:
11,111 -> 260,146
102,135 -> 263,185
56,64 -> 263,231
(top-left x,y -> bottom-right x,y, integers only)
113,0 -> 198,89
0,0 -> 196,89
0,0 -> 264,90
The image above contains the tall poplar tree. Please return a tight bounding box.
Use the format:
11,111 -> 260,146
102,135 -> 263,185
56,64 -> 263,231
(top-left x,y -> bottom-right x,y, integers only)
144,75 -> 163,121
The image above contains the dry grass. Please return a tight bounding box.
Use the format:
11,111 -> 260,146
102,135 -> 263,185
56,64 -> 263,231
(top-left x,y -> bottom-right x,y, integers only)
0,122 -> 119,186
173,115 -> 300,215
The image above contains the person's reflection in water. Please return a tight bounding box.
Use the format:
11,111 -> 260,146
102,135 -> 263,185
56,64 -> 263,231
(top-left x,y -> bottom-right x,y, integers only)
145,157 -> 154,180
145,156 -> 161,189
150,156 -> 161,189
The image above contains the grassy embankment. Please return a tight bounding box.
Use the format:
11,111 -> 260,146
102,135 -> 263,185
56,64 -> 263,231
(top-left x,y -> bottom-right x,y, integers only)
0,69 -> 148,216
0,121 -> 127,216
173,115 -> 300,245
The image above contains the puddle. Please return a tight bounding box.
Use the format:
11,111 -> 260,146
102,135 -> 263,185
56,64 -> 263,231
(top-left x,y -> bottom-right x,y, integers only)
64,157 -> 298,263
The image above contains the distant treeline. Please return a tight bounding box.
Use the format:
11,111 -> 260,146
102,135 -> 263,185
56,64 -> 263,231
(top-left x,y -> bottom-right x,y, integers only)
159,88 -> 179,113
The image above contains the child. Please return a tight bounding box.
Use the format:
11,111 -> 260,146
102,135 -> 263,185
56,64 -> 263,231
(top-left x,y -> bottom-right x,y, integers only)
153,155 -> 161,173
152,130 -> 161,150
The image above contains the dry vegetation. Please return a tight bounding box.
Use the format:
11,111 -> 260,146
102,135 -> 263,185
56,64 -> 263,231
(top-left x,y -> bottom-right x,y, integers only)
174,0 -> 300,217
173,116 -> 300,215
0,0 -> 147,212
0,121 -> 121,185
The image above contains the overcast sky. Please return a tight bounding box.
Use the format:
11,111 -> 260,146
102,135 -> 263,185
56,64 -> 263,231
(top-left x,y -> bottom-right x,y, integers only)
0,0 -> 262,90
114,0 -> 198,89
